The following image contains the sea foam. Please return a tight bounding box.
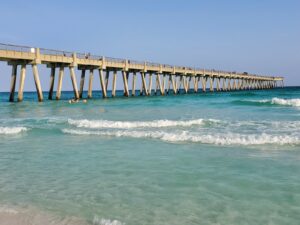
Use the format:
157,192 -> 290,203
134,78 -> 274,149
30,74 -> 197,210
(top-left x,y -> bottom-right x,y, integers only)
251,98 -> 300,107
62,129 -> 300,146
271,97 -> 300,107
93,216 -> 124,225
68,118 -> 219,129
0,126 -> 28,135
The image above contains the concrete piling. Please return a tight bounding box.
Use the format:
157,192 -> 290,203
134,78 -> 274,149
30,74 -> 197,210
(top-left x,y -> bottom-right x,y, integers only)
132,72 -> 136,96
69,67 -> 79,99
32,64 -> 43,102
79,69 -> 86,99
99,69 -> 107,98
48,65 -> 56,100
88,69 -> 94,98
209,77 -> 214,92
56,66 -> 64,100
112,70 -> 117,97
122,71 -> 129,97
17,64 -> 26,102
201,77 -> 207,92
9,64 -> 18,102
148,73 -> 152,95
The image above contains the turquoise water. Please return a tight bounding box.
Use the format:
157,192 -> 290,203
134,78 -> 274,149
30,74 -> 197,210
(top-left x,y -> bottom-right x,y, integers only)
0,87 -> 300,224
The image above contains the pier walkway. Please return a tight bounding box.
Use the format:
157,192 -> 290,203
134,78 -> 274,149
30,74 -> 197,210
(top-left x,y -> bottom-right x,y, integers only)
0,43 -> 284,102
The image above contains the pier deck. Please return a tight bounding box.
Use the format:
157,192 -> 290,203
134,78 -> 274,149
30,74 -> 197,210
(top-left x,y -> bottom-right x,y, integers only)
0,43 -> 284,102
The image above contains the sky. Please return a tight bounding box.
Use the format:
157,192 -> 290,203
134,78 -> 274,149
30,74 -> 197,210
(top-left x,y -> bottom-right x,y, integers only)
0,0 -> 299,91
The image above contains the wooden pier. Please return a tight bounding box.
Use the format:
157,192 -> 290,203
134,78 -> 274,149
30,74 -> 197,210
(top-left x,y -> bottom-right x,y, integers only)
0,43 -> 284,102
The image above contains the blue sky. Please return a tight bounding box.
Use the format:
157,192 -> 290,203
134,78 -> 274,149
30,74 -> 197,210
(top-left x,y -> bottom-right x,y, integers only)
0,0 -> 299,91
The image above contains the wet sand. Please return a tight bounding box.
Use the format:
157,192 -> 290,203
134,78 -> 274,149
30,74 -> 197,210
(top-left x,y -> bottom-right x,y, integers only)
0,205 -> 88,225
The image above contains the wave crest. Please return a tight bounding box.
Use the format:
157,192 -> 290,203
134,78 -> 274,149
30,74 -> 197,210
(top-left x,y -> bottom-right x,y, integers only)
0,127 -> 28,135
271,97 -> 300,107
68,118 -> 219,129
241,98 -> 300,107
62,129 -> 300,146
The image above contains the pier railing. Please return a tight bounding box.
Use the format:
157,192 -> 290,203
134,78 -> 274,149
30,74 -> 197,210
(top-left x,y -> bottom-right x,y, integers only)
0,43 -> 32,53
0,43 -> 284,81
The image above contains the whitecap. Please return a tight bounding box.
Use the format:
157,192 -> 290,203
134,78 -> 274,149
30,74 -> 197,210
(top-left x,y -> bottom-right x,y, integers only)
271,97 -> 300,107
0,126 -> 28,135
62,129 -> 300,146
67,118 -> 219,129
247,98 -> 300,107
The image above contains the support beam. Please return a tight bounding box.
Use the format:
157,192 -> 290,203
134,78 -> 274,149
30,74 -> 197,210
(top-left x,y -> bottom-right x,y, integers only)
201,76 -> 207,92
122,71 -> 129,97
216,78 -> 220,91
99,69 -> 107,98
237,79 -> 242,90
9,64 -> 18,102
154,74 -> 158,95
112,70 -> 117,97
183,77 -> 188,93
132,72 -> 136,96
105,70 -> 110,91
69,66 -> 79,100
166,75 -> 171,95
171,75 -> 177,94
193,76 -> 198,93
88,69 -> 93,98
79,69 -> 86,99
56,66 -> 64,100
148,73 -> 152,95
48,65 -> 56,100
157,74 -> 164,95
178,76 -> 183,93
17,64 -> 26,102
162,74 -> 166,95
32,64 -> 43,102
227,79 -> 231,91
187,76 -> 192,92
233,79 -> 237,90
176,75 -> 180,94
140,72 -> 148,95
209,77 -> 214,92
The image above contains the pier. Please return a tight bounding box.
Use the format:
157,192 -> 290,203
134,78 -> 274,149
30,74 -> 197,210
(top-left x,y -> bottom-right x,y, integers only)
0,43 -> 284,102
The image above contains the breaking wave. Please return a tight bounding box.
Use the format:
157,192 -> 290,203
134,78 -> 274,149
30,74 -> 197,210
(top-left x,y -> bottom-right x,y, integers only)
0,126 -> 28,135
62,129 -> 300,146
68,118 -> 220,129
270,97 -> 300,107
238,98 -> 300,107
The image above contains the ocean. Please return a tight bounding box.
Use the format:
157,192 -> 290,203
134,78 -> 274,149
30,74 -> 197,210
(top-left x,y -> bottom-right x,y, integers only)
0,87 -> 300,225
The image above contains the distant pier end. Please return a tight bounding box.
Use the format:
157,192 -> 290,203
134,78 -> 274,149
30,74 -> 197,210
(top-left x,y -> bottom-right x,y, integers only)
0,43 -> 284,102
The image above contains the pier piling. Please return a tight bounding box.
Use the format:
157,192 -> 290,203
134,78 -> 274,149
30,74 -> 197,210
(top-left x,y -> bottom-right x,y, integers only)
0,43 -> 284,102
48,65 -> 55,100
17,64 -> 26,102
9,64 -> 17,102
